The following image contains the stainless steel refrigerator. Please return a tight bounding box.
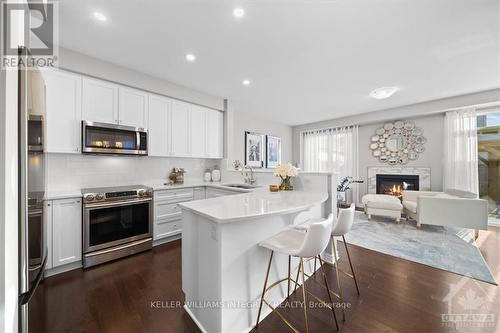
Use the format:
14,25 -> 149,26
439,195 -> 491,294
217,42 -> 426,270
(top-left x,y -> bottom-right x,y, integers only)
18,47 -> 47,333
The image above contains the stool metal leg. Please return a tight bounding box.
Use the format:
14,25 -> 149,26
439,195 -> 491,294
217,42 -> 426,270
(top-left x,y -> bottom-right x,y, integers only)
294,260 -> 301,293
342,235 -> 360,295
331,236 -> 346,322
256,251 -> 274,327
287,256 -> 291,299
318,255 -> 339,331
299,259 -> 309,333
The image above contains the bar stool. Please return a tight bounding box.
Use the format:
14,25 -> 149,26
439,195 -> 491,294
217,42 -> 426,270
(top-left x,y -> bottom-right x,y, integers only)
255,214 -> 339,332
295,204 -> 360,321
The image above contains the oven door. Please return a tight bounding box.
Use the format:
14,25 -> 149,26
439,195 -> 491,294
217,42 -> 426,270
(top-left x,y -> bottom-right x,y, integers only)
82,121 -> 148,155
83,198 -> 153,253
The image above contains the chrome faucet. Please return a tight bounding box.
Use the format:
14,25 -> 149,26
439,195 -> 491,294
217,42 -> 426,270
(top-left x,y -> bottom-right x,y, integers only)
242,165 -> 256,184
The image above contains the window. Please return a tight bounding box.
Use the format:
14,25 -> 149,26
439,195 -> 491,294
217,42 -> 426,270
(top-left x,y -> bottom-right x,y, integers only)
477,110 -> 500,223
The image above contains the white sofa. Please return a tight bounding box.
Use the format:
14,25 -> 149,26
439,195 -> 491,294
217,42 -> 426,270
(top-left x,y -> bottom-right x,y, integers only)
402,189 -> 488,230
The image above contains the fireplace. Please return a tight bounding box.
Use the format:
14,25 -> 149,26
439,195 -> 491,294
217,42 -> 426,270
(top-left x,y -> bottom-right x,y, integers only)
376,174 -> 419,197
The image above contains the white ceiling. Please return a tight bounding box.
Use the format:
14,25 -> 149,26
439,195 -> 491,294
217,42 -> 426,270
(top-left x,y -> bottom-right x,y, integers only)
57,0 -> 500,126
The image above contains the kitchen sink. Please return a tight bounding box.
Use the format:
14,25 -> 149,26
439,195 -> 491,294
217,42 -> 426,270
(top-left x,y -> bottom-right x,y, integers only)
221,183 -> 259,189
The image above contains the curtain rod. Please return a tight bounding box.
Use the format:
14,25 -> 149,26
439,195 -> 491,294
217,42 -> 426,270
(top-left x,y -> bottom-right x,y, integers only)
301,124 -> 358,135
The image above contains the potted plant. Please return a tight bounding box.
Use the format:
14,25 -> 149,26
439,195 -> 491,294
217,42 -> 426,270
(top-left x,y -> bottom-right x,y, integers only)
337,177 -> 364,204
274,163 -> 299,190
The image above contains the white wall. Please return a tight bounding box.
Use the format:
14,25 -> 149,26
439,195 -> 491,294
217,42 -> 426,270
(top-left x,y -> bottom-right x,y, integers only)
225,102 -> 293,169
292,90 -> 500,194
57,47 -> 224,111
357,113 -> 444,196
45,154 -> 217,192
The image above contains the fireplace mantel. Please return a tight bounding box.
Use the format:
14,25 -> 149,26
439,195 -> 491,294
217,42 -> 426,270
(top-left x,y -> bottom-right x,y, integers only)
367,167 -> 431,194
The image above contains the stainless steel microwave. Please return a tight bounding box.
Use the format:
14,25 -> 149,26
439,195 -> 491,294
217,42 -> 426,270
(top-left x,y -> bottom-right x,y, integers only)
81,121 -> 148,156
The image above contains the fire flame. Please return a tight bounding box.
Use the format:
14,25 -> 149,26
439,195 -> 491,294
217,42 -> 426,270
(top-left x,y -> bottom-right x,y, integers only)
387,184 -> 402,196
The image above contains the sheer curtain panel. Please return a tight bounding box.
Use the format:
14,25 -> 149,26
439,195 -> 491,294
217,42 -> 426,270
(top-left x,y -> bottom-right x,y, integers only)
301,125 -> 359,203
443,108 -> 479,195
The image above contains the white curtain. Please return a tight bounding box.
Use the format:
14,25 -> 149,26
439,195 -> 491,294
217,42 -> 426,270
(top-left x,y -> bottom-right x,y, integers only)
301,125 -> 359,203
443,108 -> 479,195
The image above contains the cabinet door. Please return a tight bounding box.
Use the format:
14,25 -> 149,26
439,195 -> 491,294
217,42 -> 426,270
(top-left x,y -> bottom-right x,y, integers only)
190,105 -> 206,158
44,200 -> 53,270
148,95 -> 170,156
43,70 -> 82,153
52,198 -> 82,267
170,100 -> 190,157
193,187 -> 206,200
82,78 -> 118,124
206,109 -> 223,158
118,87 -> 148,128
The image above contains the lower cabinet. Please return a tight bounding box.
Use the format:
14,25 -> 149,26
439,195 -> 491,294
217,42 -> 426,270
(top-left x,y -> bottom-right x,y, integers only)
193,187 -> 206,200
46,198 -> 82,270
206,187 -> 242,198
154,188 -> 194,241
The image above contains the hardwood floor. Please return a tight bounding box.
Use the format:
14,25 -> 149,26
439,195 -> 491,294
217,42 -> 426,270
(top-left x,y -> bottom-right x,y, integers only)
31,228 -> 499,333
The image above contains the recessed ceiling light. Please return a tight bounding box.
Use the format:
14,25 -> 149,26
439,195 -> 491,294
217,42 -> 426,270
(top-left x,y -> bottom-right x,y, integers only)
242,79 -> 251,86
185,53 -> 196,62
93,12 -> 107,22
233,7 -> 245,19
369,86 -> 399,99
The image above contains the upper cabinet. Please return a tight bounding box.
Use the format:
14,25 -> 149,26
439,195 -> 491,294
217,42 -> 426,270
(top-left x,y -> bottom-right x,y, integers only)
190,105 -> 207,158
82,78 -> 119,124
119,87 -> 148,128
148,94 -> 171,157
43,70 -> 82,154
170,100 -> 190,157
206,109 -> 224,158
44,69 -> 224,159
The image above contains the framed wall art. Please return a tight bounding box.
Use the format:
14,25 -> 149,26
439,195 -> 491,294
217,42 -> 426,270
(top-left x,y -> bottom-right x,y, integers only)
245,131 -> 264,167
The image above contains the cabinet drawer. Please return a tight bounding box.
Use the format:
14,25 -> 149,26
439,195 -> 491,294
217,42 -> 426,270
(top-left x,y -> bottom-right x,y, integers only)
154,188 -> 194,203
155,201 -> 183,220
154,219 -> 182,240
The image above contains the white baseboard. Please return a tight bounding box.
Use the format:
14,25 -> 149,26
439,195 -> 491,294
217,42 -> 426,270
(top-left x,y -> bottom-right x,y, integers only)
153,233 -> 182,247
44,261 -> 82,278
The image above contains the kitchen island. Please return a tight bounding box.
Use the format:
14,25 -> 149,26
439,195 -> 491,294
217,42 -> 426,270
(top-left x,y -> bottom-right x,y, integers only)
179,189 -> 330,333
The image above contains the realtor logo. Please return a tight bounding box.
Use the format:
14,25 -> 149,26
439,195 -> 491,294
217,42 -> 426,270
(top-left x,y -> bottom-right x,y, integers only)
1,0 -> 58,69
442,276 -> 496,329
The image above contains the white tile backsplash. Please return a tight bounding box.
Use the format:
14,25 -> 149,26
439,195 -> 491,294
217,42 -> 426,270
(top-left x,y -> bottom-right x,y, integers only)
46,153 -> 219,191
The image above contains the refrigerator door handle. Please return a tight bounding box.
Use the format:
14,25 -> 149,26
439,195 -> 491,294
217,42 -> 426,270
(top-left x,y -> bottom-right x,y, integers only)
19,248 -> 47,306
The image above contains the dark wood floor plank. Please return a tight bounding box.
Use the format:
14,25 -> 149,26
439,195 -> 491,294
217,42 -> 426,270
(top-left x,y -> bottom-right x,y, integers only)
31,228 -> 499,333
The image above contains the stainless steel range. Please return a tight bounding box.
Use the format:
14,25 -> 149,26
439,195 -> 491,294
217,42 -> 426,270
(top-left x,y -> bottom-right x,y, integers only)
82,185 -> 153,268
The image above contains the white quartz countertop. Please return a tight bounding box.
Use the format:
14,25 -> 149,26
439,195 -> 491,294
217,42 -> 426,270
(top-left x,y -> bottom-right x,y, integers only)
43,181 -> 255,200
145,181 -> 254,193
178,189 -> 328,223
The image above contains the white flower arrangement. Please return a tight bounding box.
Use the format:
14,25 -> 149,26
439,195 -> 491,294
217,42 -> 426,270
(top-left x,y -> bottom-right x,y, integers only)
274,163 -> 299,179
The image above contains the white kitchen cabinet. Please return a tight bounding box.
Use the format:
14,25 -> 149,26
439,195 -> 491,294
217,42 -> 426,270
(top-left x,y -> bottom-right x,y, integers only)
206,109 -> 224,158
43,70 -> 82,153
154,189 -> 193,241
206,187 -> 241,198
44,200 -> 53,270
148,94 -> 171,156
193,187 -> 206,200
190,105 -> 206,157
82,78 -> 119,124
51,198 -> 82,267
170,100 -> 190,157
118,87 -> 148,128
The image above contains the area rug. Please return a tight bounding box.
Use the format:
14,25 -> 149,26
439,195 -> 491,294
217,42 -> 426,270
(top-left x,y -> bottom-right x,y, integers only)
344,211 -> 497,285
